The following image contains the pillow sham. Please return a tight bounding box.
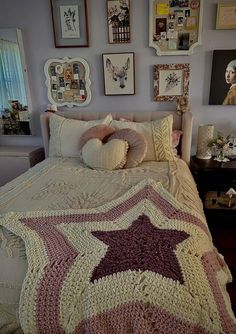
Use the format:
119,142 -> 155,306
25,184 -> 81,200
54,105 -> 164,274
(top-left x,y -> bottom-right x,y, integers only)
49,113 -> 113,158
108,128 -> 147,168
79,124 -> 116,151
111,114 -> 175,162
81,138 -> 128,170
172,130 -> 183,156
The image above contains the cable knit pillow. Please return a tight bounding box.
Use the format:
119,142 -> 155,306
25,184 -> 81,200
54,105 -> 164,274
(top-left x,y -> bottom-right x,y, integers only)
108,128 -> 147,168
111,114 -> 176,162
79,124 -> 116,151
81,139 -> 128,170
49,113 -> 113,158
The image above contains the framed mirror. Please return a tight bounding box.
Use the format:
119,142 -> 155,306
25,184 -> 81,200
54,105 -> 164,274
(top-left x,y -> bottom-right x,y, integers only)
0,28 -> 32,135
149,0 -> 203,56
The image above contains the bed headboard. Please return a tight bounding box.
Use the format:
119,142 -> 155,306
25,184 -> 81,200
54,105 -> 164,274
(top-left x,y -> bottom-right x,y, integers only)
40,110 -> 193,165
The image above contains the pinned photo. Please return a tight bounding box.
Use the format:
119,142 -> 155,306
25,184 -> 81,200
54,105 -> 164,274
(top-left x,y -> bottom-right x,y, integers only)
65,82 -> 71,90
168,21 -> 175,31
156,18 -> 167,36
178,32 -> 190,50
177,16 -> 184,26
161,32 -> 167,40
51,83 -> 57,91
57,91 -> 64,101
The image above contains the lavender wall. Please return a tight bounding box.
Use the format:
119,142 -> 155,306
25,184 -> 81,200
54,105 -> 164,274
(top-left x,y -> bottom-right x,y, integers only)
0,0 -> 235,151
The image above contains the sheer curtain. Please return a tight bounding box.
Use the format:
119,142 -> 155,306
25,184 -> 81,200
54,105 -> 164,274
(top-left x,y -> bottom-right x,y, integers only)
0,38 -> 27,109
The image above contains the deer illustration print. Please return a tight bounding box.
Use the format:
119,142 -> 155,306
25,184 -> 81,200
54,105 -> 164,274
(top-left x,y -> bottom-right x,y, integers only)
106,57 -> 130,89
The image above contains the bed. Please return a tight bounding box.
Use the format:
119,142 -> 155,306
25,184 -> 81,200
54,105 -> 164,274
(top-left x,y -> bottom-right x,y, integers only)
0,110 -> 235,334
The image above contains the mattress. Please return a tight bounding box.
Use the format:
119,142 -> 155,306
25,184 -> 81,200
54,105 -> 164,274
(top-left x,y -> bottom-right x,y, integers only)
0,157 -> 206,332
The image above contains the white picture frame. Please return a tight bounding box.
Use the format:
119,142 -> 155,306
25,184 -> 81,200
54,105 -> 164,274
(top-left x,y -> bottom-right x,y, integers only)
44,57 -> 91,107
149,0 -> 203,56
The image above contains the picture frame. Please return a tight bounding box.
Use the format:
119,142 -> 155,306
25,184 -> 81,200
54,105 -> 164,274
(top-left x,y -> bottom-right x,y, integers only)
102,52 -> 135,95
154,63 -> 190,101
50,0 -> 89,47
149,0 -> 203,55
209,50 -> 236,105
216,3 -> 236,30
107,0 -> 131,44
44,57 -> 92,107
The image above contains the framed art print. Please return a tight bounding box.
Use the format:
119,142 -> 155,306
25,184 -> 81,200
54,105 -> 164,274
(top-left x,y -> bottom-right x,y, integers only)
209,50 -> 236,105
216,3 -> 236,30
102,52 -> 135,95
50,0 -> 89,47
107,0 -> 131,44
154,63 -> 190,101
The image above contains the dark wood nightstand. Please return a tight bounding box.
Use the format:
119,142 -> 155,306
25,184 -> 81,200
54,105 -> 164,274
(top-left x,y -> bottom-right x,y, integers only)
190,156 -> 236,314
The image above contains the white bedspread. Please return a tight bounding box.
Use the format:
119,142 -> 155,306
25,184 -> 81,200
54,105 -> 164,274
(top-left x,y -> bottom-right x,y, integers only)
0,158 -> 203,333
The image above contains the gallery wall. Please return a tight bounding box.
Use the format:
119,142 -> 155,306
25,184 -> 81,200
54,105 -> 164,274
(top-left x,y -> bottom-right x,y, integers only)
0,0 -> 236,152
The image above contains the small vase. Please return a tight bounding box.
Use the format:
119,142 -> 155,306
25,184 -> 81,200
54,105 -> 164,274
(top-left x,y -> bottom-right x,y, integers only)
214,149 -> 230,162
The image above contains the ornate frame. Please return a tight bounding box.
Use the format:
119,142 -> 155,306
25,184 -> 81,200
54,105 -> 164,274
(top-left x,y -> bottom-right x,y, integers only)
149,0 -> 203,56
154,63 -> 190,101
44,57 -> 91,107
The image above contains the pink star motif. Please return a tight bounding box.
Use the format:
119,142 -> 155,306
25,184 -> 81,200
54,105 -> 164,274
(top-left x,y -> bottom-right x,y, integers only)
91,214 -> 189,283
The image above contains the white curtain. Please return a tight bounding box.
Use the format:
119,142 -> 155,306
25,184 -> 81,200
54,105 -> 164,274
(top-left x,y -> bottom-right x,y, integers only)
0,39 -> 27,109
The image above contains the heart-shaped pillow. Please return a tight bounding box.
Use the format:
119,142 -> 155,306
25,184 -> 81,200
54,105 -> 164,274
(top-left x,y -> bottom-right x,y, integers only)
81,138 -> 128,170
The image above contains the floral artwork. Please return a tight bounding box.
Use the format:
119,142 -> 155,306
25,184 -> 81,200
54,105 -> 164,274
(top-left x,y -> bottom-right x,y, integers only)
107,0 -> 130,43
154,63 -> 190,101
60,5 -> 80,38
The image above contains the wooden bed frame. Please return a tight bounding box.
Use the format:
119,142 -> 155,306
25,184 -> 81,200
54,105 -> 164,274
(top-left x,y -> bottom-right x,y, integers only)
40,110 -> 193,165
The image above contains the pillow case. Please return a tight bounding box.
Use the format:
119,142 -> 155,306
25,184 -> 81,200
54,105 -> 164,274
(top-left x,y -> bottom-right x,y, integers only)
111,114 -> 175,162
108,128 -> 147,168
49,113 -> 112,158
79,124 -> 116,151
81,139 -> 128,170
172,130 -> 183,156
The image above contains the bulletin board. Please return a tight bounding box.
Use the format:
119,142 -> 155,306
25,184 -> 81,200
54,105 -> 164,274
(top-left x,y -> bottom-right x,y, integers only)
44,57 -> 91,107
149,0 -> 203,56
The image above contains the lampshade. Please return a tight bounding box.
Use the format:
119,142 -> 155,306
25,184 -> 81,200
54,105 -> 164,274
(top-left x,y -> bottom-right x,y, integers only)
196,124 -> 214,159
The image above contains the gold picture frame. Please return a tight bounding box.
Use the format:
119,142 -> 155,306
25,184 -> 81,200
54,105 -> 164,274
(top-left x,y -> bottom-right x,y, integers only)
216,3 -> 236,30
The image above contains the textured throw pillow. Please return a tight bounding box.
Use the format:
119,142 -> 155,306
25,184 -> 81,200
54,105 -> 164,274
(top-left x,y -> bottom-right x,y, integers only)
111,114 -> 175,162
49,113 -> 113,158
81,139 -> 128,170
79,124 -> 116,151
108,128 -> 147,168
172,130 -> 183,156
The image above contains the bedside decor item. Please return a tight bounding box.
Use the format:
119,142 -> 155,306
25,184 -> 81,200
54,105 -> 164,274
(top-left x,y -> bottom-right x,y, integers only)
208,132 -> 231,162
149,0 -> 203,55
196,124 -> 214,160
175,96 -> 190,115
50,0 -> 89,47
107,0 -> 130,44
216,3 -> 236,30
44,57 -> 91,107
154,64 -> 190,102
102,52 -> 135,95
209,50 -> 236,105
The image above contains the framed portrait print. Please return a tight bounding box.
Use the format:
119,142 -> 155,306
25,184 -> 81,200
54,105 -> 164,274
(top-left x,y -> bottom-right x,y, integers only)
107,0 -> 131,44
149,0 -> 203,55
102,52 -> 135,95
154,63 -> 190,101
216,4 -> 236,30
44,57 -> 91,107
209,50 -> 236,105
50,0 -> 89,47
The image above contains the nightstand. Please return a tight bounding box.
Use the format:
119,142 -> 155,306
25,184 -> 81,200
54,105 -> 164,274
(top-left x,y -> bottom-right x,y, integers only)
0,146 -> 45,187
190,156 -> 236,314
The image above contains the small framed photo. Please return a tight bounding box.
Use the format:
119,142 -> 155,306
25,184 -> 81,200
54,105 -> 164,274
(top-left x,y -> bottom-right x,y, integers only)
186,16 -> 197,29
102,52 -> 135,95
50,0 -> 89,47
216,4 -> 236,30
154,63 -> 190,101
107,0 -> 131,44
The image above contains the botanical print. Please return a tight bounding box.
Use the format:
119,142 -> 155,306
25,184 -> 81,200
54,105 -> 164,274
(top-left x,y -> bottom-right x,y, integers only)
209,50 -> 236,105
103,53 -> 135,95
107,0 -> 130,43
60,5 -> 80,38
154,63 -> 190,101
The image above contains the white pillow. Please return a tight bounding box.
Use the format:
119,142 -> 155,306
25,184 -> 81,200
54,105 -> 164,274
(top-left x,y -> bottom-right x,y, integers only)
111,115 -> 175,162
82,138 -> 128,170
49,113 -> 113,158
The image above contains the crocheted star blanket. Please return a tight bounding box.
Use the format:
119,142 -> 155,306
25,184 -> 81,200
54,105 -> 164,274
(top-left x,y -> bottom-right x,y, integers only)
0,179 -> 235,334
